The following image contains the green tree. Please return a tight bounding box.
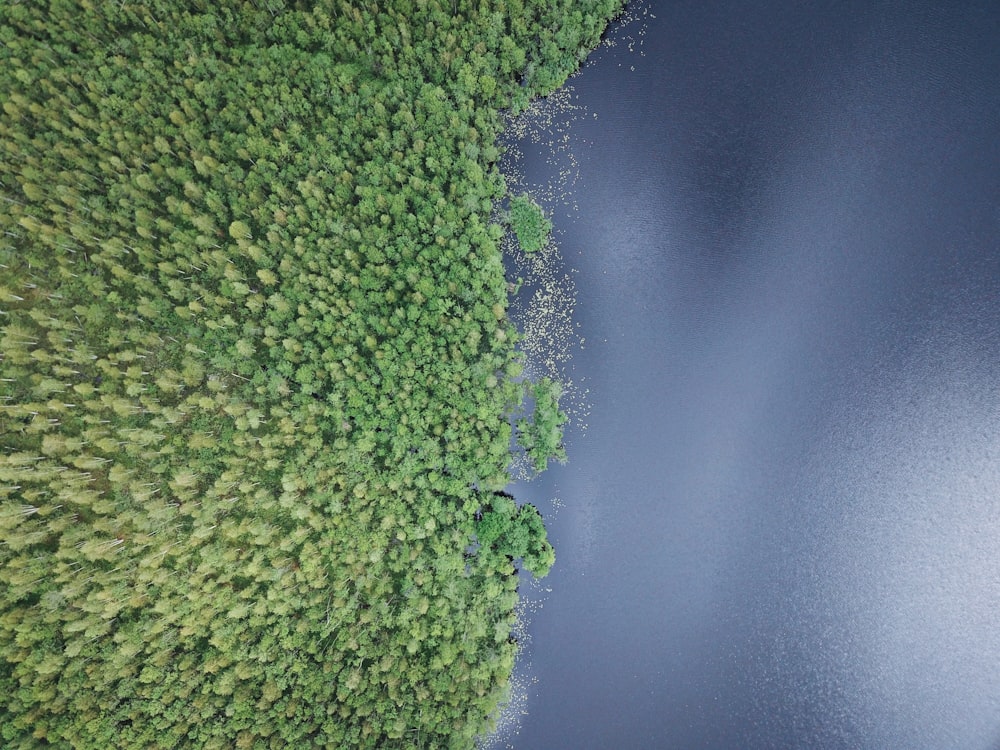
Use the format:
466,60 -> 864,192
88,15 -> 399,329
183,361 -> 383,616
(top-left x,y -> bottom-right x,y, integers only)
508,193 -> 552,253
517,377 -> 568,473
0,0 -> 620,745
476,494 -> 554,578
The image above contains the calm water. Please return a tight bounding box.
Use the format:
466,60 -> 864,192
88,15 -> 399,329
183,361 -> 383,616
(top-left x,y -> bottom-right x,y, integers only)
506,1 -> 1000,748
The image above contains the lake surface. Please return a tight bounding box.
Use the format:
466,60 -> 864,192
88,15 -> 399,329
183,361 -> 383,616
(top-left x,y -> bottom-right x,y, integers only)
503,1 -> 1000,748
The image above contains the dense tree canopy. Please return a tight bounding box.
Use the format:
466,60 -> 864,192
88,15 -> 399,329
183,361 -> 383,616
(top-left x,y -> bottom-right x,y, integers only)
508,194 -> 553,253
518,377 -> 569,473
476,494 -> 555,578
0,0 -> 620,747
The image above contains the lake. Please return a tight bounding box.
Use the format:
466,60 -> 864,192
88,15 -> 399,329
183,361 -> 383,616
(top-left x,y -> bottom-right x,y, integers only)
501,1 -> 1000,748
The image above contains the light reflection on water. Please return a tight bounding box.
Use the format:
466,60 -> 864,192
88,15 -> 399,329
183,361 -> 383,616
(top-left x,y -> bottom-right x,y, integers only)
502,1 -> 1000,748
798,336 -> 1000,749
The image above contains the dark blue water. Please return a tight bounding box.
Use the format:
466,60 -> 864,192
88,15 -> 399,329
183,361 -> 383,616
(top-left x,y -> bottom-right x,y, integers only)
505,2 -> 1000,748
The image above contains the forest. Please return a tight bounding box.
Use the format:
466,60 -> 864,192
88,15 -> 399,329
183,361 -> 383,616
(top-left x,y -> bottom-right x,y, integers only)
0,0 -> 621,747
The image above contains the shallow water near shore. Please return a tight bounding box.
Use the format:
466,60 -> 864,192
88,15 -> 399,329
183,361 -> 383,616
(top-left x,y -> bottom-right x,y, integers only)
498,1 -> 1000,748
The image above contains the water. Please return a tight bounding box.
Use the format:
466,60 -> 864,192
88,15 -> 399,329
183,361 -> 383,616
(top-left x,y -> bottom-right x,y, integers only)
503,1 -> 1000,748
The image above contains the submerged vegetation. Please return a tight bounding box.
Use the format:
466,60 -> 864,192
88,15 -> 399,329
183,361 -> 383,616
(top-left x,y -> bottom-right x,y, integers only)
0,0 -> 620,747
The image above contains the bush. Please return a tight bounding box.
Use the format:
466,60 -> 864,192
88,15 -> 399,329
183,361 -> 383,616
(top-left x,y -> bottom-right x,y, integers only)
517,378 -> 568,473
509,194 -> 553,253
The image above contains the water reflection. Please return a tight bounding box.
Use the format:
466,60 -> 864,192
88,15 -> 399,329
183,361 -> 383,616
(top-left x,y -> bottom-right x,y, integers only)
506,1 -> 1000,748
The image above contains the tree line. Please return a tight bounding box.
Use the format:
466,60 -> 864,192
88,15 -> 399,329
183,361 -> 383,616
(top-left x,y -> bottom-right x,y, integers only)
0,0 -> 620,747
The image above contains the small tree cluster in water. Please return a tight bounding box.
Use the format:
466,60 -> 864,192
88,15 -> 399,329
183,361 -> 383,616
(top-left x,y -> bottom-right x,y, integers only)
476,494 -> 555,578
518,378 -> 569,473
0,0 -> 621,748
508,193 -> 553,253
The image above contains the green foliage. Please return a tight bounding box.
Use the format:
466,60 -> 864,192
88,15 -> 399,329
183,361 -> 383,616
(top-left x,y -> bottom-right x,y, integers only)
508,194 -> 553,253
476,495 -> 555,578
517,378 -> 569,473
0,0 -> 620,747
